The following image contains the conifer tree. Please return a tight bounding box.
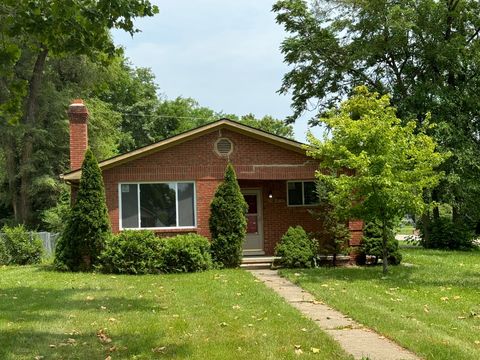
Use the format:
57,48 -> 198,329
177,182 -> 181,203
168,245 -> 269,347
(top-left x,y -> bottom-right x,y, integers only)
209,163 -> 248,268
54,149 -> 111,271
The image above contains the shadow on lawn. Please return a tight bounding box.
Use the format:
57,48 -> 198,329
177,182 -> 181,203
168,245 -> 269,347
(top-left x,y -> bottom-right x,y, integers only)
0,285 -> 191,359
0,328 -> 191,359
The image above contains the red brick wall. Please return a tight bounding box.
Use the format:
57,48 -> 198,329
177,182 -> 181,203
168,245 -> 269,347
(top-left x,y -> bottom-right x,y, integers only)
68,100 -> 88,170
99,127 -> 361,254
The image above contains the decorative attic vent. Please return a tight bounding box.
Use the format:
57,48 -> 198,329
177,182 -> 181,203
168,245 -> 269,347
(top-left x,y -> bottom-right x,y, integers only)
215,138 -> 233,156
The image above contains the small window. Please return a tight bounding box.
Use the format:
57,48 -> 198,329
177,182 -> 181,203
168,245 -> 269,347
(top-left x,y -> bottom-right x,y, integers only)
215,138 -> 233,156
120,182 -> 196,229
287,181 -> 319,206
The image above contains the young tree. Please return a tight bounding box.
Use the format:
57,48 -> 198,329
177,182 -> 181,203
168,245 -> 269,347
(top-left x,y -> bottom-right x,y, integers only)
209,163 -> 248,268
308,87 -> 446,273
54,149 -> 111,271
273,0 -> 480,241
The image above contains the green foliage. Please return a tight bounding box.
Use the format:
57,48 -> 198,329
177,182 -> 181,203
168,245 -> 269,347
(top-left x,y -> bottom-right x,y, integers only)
98,230 -> 163,274
420,217 -> 475,250
54,149 -> 111,271
275,226 -> 318,268
98,231 -> 213,274
238,114 -> 294,139
159,234 -> 213,273
273,0 -> 480,245
312,179 -> 351,265
41,187 -> 70,233
0,224 -> 43,265
358,222 -> 402,266
0,237 -> 9,265
209,164 -> 248,268
307,87 -> 445,273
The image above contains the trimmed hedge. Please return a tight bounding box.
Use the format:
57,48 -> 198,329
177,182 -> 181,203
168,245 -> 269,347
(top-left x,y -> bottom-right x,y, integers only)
98,231 -> 213,274
160,233 -> 212,273
0,225 -> 43,265
98,230 -> 163,274
275,226 -> 318,268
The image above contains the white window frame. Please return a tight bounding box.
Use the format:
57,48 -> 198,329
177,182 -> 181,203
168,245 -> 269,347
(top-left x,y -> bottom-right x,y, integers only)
118,181 -> 197,230
286,180 -> 319,207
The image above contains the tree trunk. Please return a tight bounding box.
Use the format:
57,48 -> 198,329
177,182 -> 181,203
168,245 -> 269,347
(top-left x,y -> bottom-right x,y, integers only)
18,48 -> 48,224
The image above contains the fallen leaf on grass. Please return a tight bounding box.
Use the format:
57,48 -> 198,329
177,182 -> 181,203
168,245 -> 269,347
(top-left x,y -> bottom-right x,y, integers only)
86,296 -> 94,301
152,346 -> 167,353
294,345 -> 303,355
220,322 -> 228,327
34,356 -> 44,359
105,356 -> 112,360
441,297 -> 449,302
108,318 -> 117,322
97,329 -> 112,344
301,328 -> 307,332
311,347 -> 320,354
453,296 -> 461,300
474,340 -> 480,345
100,306 -> 107,310
232,305 -> 240,310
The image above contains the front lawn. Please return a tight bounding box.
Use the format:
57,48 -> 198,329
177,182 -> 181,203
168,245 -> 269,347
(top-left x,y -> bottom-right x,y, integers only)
0,266 -> 349,360
281,248 -> 480,360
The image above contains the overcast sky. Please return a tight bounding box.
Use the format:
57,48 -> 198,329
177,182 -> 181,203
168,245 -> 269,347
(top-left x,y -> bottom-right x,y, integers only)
112,0 -> 320,142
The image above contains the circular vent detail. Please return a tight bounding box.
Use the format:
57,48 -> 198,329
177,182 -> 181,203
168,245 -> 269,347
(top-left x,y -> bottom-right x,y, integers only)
215,138 -> 233,156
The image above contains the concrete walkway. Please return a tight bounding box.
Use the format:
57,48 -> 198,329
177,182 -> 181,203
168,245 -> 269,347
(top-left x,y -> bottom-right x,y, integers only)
249,269 -> 420,360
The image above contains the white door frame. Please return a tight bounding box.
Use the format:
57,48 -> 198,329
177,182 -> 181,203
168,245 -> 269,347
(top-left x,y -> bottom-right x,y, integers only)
242,189 -> 264,256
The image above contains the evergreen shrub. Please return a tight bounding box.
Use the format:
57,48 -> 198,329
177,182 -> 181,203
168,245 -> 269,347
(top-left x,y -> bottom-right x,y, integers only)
420,217 -> 474,250
209,163 -> 248,268
98,230 -> 163,274
159,233 -> 213,273
357,222 -> 402,265
275,226 -> 318,268
54,149 -> 111,271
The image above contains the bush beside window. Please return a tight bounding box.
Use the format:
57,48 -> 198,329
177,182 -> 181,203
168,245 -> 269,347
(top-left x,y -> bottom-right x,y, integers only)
275,226 -> 318,268
98,230 -> 163,274
98,231 -> 212,274
159,234 -> 212,273
0,225 -> 43,265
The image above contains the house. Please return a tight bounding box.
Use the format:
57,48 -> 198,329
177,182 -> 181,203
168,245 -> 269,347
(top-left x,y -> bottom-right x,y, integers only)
62,99 -> 362,256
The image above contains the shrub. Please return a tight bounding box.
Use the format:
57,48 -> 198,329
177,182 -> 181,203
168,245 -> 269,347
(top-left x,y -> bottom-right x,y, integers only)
209,163 -> 248,268
0,236 -> 10,265
54,149 -> 111,271
159,234 -> 212,273
358,222 -> 402,265
98,230 -> 163,274
420,217 -> 474,250
0,225 -> 43,265
275,226 -> 318,268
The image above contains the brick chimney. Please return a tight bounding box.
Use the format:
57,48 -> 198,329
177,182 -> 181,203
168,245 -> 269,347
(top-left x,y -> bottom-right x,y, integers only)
68,99 -> 89,170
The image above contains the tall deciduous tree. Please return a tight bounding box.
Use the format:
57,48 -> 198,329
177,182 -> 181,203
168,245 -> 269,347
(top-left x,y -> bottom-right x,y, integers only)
0,0 -> 158,224
273,0 -> 480,237
54,149 -> 110,271
308,87 -> 445,273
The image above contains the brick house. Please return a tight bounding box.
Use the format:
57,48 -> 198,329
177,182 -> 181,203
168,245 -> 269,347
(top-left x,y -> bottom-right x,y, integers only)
62,100 -> 362,256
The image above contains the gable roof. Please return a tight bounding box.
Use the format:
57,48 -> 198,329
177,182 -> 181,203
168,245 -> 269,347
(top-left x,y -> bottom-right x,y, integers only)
61,118 -> 307,182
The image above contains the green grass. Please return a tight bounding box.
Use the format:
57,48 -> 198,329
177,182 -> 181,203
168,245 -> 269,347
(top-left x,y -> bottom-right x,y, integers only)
396,225 -> 415,235
281,248 -> 480,360
0,266 -> 350,360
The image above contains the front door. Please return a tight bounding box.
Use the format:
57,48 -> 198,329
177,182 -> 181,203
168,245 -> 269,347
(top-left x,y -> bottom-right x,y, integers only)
242,189 -> 264,255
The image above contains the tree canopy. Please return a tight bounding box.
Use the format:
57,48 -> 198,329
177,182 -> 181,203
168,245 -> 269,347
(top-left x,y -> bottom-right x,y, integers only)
308,87 -> 446,273
274,0 -> 480,238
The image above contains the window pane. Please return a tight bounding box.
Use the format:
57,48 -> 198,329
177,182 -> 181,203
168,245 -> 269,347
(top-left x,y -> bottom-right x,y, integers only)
178,183 -> 195,226
121,184 -> 139,228
288,182 -> 302,205
140,183 -> 176,227
304,181 -> 319,205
